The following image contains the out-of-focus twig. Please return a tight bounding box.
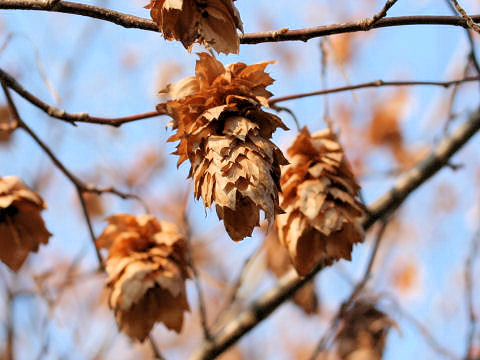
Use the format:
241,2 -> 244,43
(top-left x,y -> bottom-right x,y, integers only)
0,83 -> 148,269
212,244 -> 264,331
181,194 -> 212,341
449,0 -> 480,35
0,68 -> 165,127
1,2 -> 480,43
308,220 -> 389,360
386,295 -> 460,360
464,223 -> 480,360
149,334 -> 166,360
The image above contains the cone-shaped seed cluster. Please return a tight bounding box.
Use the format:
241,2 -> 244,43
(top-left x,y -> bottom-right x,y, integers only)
336,300 -> 394,360
0,176 -> 50,272
96,214 -> 190,341
277,127 -> 365,276
146,0 -> 243,54
159,53 -> 288,241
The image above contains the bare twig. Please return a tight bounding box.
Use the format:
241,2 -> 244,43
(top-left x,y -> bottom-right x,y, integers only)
0,68 -> 164,126
464,224 -> 480,359
449,0 -> 480,34
386,296 -> 460,360
148,335 -> 166,360
0,2 -> 479,43
1,83 -> 150,269
309,220 -> 389,360
361,0 -> 400,30
268,76 -> 480,105
5,290 -> 14,360
212,244 -> 264,330
445,0 -> 480,76
190,107 -> 480,359
182,196 -> 212,341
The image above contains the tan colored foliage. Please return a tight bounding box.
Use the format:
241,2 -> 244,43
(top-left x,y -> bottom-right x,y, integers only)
96,214 -> 190,341
146,0 -> 243,54
264,228 -> 318,314
277,127 -> 365,276
0,176 -> 51,272
159,53 -> 288,241
335,300 -> 393,360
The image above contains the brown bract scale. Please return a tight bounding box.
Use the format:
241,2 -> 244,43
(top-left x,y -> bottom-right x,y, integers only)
96,214 -> 190,341
277,127 -> 365,276
146,0 -> 243,54
158,53 -> 288,241
0,176 -> 51,272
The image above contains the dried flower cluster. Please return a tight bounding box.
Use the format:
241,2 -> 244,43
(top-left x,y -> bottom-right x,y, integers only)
159,53 -> 288,241
335,300 -> 393,360
146,0 -> 243,54
277,127 -> 365,276
0,176 -> 50,272
96,214 -> 190,341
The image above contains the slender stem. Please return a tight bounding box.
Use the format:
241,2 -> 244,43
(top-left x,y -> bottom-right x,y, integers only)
183,203 -> 212,341
268,76 -> 480,105
464,223 -> 480,359
148,335 -> 166,360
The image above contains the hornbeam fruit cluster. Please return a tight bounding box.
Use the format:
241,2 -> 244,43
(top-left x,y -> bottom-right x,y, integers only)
96,214 -> 190,341
159,53 -> 288,241
277,127 -> 365,276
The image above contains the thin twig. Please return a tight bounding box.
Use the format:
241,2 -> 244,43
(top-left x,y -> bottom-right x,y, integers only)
464,223 -> 480,359
361,0 -> 400,29
309,220 -> 389,360
182,197 -> 212,341
1,83 -> 149,268
0,2 -> 480,43
0,68 -> 164,126
212,244 -> 264,330
148,335 -> 166,360
5,290 -> 14,360
385,295 -> 460,360
268,76 -> 480,105
449,0 -> 480,34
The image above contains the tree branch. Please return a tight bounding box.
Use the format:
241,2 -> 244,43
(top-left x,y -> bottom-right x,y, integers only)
0,2 -> 479,44
268,76 -> 480,105
0,68 -> 165,126
190,107 -> 480,360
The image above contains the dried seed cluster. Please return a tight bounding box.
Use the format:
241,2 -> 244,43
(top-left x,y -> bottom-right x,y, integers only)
96,214 -> 190,341
159,53 -> 288,241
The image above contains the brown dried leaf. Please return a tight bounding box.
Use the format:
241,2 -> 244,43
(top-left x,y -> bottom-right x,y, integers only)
0,176 -> 51,272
